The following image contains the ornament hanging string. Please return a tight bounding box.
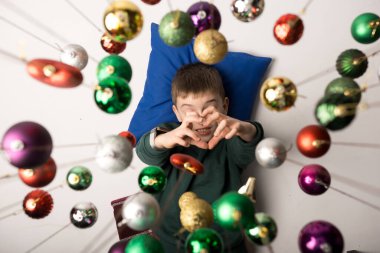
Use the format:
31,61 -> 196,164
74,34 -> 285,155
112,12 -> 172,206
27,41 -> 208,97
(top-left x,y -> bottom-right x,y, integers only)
299,0 -> 315,15
64,0 -> 103,33
0,48 -> 27,63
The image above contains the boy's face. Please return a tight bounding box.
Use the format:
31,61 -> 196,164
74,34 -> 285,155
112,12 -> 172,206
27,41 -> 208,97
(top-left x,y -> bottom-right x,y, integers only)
172,91 -> 229,143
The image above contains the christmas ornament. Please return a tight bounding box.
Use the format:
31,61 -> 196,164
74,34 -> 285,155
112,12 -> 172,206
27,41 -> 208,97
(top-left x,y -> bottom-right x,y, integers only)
94,76 -> 132,114
351,13 -> 380,44
97,55 -> 132,82
179,191 -> 198,210
273,14 -> 304,45
159,10 -> 195,47
245,212 -> 277,246
185,228 -> 224,253
231,0 -> 264,22
70,202 -> 98,228
96,135 -> 133,173
194,29 -> 228,65
60,44 -> 88,70
296,125 -> 331,158
170,153 -> 204,174
187,1 -> 221,35
108,238 -> 128,253
103,0 -> 143,42
1,121 -> 53,168
66,166 -> 93,191
121,192 -> 160,231
298,164 -> 330,195
23,189 -> 53,219
299,220 -> 344,253
125,234 -> 164,253
100,33 -> 126,55
325,77 -> 362,103
238,177 -> 256,202
141,0 -> 161,5
260,77 -> 297,111
336,49 -> 368,78
18,157 -> 56,188
138,165 -> 167,193
118,131 -> 136,147
255,138 -> 287,168
27,59 -> 83,88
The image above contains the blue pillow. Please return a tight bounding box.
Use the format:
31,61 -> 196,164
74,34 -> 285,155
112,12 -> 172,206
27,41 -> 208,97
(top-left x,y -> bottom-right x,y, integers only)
129,23 -> 272,142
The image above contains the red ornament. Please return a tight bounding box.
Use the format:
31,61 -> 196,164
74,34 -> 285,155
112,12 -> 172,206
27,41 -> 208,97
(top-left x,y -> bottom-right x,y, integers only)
170,153 -> 204,175
141,0 -> 161,5
18,157 -> 57,187
273,13 -> 304,45
100,33 -> 126,55
118,131 -> 136,147
296,125 -> 331,158
23,189 -> 54,219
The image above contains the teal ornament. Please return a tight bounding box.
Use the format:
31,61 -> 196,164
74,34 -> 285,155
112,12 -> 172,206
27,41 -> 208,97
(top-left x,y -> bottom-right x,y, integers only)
94,76 -> 132,114
245,212 -> 277,246
125,234 -> 164,253
212,191 -> 256,230
185,228 -> 224,253
138,166 -> 167,193
325,77 -> 361,103
351,13 -> 380,44
159,10 -> 195,47
336,49 -> 368,78
97,55 -> 132,82
66,166 -> 92,190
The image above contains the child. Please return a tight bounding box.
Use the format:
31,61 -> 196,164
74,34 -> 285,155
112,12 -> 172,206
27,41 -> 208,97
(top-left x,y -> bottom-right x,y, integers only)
136,63 -> 264,252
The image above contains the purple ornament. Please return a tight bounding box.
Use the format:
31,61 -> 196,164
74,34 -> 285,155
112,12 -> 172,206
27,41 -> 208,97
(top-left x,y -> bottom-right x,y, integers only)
108,238 -> 129,253
1,121 -> 53,168
299,220 -> 344,253
298,164 -> 331,195
187,1 -> 221,35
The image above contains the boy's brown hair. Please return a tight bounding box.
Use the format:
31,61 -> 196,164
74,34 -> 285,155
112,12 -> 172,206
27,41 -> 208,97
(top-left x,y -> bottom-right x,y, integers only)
171,63 -> 225,104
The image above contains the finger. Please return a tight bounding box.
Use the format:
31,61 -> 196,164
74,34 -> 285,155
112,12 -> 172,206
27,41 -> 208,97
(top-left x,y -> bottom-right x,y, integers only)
208,135 -> 223,150
175,136 -> 190,147
182,114 -> 204,127
183,128 -> 202,142
190,139 -> 208,149
203,111 -> 220,127
201,106 -> 217,117
214,119 -> 227,136
225,127 -> 238,139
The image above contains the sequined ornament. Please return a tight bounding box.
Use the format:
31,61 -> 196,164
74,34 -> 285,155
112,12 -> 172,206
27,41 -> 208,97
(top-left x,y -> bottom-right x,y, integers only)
23,189 -> 53,219
103,0 -> 143,42
170,153 -> 204,174
273,14 -> 304,45
298,164 -> 330,195
1,121 -> 53,168
121,192 -> 160,231
138,166 -> 167,193
179,191 -> 198,210
96,135 -> 133,173
299,220 -> 344,253
94,76 -> 132,114
66,166 -> 93,191
125,234 -> 164,253
336,49 -> 368,78
100,33 -> 126,55
185,228 -> 224,253
18,157 -> 56,188
97,55 -> 132,82
194,29 -> 228,65
60,44 -> 88,70
231,0 -> 264,22
315,94 -> 357,131
260,77 -> 297,111
159,10 -> 195,47
213,191 -> 256,230
296,125 -> 331,158
245,212 -> 277,246
351,13 -> 380,44
187,2 -> 221,35
325,77 -> 361,103
118,131 -> 136,147
255,138 -> 287,169
70,202 -> 98,228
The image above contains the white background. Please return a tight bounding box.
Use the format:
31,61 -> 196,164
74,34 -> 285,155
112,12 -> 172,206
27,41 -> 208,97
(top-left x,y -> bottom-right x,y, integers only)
0,0 -> 379,252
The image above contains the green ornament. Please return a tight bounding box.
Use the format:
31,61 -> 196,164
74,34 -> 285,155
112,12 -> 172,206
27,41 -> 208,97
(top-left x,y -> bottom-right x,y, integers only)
315,94 -> 357,131
66,166 -> 93,190
245,212 -> 277,246
185,228 -> 224,253
212,191 -> 256,230
97,55 -> 132,82
351,12 -> 380,44
125,234 -> 164,253
138,166 -> 167,193
159,10 -> 195,47
94,76 -> 132,114
336,49 -> 368,78
325,77 -> 361,103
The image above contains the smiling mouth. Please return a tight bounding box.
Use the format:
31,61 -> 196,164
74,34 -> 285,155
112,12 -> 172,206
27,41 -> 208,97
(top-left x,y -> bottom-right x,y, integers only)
195,127 -> 212,136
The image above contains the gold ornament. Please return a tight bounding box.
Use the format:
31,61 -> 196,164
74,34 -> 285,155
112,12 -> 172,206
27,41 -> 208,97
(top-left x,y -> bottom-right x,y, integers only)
260,77 -> 297,111
194,29 -> 228,65
179,191 -> 198,210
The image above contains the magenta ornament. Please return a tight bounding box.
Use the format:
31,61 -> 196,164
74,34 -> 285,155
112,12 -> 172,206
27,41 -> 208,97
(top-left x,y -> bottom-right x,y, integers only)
108,238 -> 128,253
298,164 -> 331,195
187,1 -> 221,35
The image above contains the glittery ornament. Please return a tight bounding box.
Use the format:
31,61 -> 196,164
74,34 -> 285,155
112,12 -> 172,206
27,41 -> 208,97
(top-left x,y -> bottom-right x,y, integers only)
273,14 -> 304,45
138,166 -> 167,193
60,44 -> 88,70
159,10 -> 195,47
97,55 -> 132,82
351,13 -> 380,44
66,166 -> 93,191
170,153 -> 204,174
1,121 -> 53,168
18,157 -> 56,188
100,33 -> 126,55
231,0 -> 264,22
70,202 -> 98,229
187,1 -> 221,35
255,138 -> 287,169
245,212 -> 277,246
299,220 -> 344,253
194,29 -> 228,65
118,131 -> 136,147
260,77 -> 297,111
23,189 -> 53,219
125,234 -> 164,253
103,0 -> 143,42
296,125 -> 331,158
179,191 -> 198,210
185,228 -> 224,253
325,77 -> 361,103
298,164 -> 331,195
336,49 -> 368,78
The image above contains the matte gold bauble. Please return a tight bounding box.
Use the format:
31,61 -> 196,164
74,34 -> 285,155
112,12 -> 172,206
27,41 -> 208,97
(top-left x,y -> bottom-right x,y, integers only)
194,29 -> 228,64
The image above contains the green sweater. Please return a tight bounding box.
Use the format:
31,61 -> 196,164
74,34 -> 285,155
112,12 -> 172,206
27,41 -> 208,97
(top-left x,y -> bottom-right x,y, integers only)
136,121 -> 264,252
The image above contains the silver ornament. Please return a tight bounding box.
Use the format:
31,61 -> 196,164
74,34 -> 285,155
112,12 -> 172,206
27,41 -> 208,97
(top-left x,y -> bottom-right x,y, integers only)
121,192 -> 160,231
96,135 -> 133,173
60,44 -> 88,70
255,138 -> 287,168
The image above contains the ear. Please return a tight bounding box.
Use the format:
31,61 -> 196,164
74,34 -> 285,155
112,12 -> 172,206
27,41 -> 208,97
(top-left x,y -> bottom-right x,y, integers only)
172,105 -> 183,122
223,97 -> 229,114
